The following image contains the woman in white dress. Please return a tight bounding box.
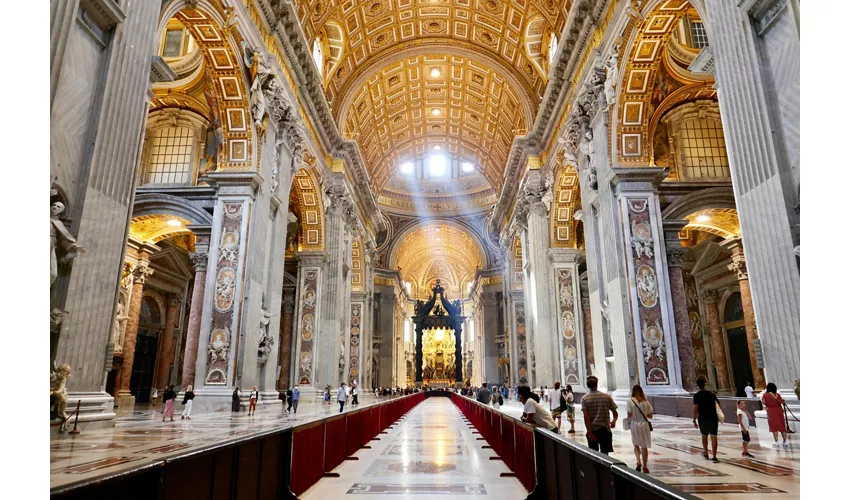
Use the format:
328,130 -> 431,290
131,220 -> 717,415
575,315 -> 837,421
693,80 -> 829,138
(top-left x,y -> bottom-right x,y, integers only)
627,384 -> 654,473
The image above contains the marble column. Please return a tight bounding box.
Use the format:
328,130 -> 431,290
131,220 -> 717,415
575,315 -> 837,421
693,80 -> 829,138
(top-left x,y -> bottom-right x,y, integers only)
292,252 -> 326,394
277,293 -> 295,390
516,170 -> 559,389
116,254 -> 154,408
665,244 -> 698,392
181,252 -> 208,389
702,0 -> 800,395
727,249 -> 767,389
702,289 -> 731,393
154,294 -> 182,391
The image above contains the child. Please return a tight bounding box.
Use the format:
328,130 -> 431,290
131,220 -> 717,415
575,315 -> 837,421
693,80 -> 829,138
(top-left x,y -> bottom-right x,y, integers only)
737,400 -> 754,458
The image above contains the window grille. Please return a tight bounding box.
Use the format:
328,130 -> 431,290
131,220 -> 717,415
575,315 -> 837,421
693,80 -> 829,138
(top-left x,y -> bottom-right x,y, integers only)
691,21 -> 709,49
145,126 -> 195,185
679,119 -> 730,179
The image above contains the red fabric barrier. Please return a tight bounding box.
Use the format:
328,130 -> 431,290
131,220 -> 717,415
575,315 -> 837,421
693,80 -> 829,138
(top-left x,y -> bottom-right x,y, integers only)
360,407 -> 371,447
514,423 -> 536,492
290,421 -> 325,496
370,406 -> 381,439
345,410 -> 363,457
491,413 -> 502,456
501,416 -> 515,472
324,415 -> 347,472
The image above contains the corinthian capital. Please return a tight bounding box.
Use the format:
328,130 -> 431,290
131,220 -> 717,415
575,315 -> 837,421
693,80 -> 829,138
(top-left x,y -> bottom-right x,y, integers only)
189,252 -> 209,273
132,262 -> 154,285
666,247 -> 688,267
727,254 -> 748,280
700,288 -> 718,304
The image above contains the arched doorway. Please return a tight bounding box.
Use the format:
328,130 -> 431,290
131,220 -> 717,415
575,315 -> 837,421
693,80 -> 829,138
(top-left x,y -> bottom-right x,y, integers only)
724,292 -> 753,397
131,294 -> 165,403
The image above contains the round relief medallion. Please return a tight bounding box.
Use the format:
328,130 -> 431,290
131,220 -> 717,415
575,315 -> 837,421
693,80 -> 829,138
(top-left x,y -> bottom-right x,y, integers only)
644,324 -> 663,347
565,346 -> 577,361
633,222 -> 651,241
301,351 -> 312,363
350,335 -> 360,346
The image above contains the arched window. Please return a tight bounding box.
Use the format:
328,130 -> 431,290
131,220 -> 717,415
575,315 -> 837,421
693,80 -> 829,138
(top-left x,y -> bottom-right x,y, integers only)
660,101 -> 730,181
312,39 -> 324,78
160,19 -> 196,59
141,109 -> 209,186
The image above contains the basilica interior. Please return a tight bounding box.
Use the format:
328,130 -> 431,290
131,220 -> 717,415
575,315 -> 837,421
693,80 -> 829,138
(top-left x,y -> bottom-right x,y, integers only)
49,0 -> 800,497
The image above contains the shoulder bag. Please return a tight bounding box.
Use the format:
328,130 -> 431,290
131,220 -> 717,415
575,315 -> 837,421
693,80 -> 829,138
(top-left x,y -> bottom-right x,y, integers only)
631,398 -> 653,432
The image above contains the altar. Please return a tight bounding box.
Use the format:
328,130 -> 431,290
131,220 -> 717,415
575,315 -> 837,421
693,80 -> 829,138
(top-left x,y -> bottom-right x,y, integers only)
412,280 -> 465,389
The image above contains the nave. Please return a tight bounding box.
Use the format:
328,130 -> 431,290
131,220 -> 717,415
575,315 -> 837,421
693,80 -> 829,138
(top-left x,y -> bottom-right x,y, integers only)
301,397 -> 527,499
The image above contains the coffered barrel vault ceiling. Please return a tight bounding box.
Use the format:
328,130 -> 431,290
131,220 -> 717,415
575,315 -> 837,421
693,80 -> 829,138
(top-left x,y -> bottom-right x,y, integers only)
291,0 -> 575,213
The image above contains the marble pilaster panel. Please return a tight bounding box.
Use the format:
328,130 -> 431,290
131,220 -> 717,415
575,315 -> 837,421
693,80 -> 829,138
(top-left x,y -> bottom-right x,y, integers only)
277,292 -> 295,390
727,250 -> 766,390
347,301 -> 364,387
550,249 -> 586,390
579,281 -> 596,378
293,252 -> 325,392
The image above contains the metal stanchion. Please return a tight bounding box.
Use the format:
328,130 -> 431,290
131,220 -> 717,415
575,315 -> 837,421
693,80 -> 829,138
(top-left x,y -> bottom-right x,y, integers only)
69,400 -> 82,435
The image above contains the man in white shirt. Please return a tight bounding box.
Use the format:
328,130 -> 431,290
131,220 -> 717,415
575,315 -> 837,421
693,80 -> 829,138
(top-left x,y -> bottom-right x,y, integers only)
337,383 -> 347,413
519,386 -> 557,432
548,382 -> 563,431
744,382 -> 756,400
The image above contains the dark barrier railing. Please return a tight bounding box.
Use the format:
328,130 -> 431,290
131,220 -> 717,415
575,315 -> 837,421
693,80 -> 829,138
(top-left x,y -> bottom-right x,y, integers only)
450,393 -> 698,500
52,392 -> 425,499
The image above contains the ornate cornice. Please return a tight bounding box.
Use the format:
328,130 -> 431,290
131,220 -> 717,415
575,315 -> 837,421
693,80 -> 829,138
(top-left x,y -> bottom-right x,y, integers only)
258,0 -> 384,233
490,0 -> 606,236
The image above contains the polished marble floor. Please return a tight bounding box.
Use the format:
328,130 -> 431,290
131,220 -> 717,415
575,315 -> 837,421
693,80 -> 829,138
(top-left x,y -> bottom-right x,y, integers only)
495,400 -> 800,499
49,394 -> 389,490
300,397 -> 528,499
49,395 -> 800,498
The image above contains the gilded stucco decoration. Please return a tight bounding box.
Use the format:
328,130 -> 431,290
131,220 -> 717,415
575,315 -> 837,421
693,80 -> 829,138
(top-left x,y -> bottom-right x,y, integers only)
157,7 -> 254,171
351,238 -> 365,291
341,54 -> 528,191
129,215 -> 196,246
392,223 -> 483,298
549,164 -> 581,248
616,0 -> 717,165
683,208 -> 740,240
290,168 -> 325,250
511,235 -> 523,290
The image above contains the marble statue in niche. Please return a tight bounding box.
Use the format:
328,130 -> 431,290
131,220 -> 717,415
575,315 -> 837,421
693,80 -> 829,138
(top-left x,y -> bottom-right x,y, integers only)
111,291 -> 130,347
579,129 -> 598,190
603,45 -> 619,106
257,305 -> 274,364
50,200 -> 86,288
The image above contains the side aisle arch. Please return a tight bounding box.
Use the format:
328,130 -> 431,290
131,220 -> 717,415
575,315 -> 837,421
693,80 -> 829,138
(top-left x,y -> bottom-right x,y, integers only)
158,2 -> 254,170
289,168 -> 325,251
549,163 -> 581,248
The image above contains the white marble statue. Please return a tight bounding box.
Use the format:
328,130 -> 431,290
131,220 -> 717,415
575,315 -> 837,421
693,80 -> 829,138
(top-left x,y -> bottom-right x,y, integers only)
604,47 -> 619,106
50,201 -> 86,287
50,363 -> 72,430
111,297 -> 129,346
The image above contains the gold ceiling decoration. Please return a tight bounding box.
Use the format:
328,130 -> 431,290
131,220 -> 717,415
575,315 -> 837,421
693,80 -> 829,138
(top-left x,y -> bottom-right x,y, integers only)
342,54 -> 527,190
129,215 -> 195,244
511,235 -> 523,290
616,0 -> 716,164
351,238 -> 365,291
290,168 -> 325,250
683,208 -> 740,240
549,164 -> 581,248
393,223 -> 483,298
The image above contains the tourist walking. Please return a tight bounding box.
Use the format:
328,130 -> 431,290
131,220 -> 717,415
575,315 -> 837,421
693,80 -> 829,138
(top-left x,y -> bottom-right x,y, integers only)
626,384 -> 654,473
744,382 -> 756,400
337,383 -> 347,413
582,376 -> 618,455
564,385 -> 576,433
762,382 -> 789,448
693,377 -> 720,462
248,386 -> 259,416
181,385 -> 195,420
162,385 -> 176,422
352,384 -> 359,405
519,386 -> 558,432
492,387 -> 502,410
292,385 -> 300,413
286,387 -> 294,412
737,400 -> 755,457
232,387 -> 241,413
548,382 -> 562,430
477,382 -> 492,404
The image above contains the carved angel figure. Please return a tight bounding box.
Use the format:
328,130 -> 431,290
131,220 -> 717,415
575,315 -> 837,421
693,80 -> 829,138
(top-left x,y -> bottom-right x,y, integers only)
630,220 -> 655,259
604,47 -> 619,106
636,268 -> 658,306
51,201 -> 86,287
50,364 -> 72,429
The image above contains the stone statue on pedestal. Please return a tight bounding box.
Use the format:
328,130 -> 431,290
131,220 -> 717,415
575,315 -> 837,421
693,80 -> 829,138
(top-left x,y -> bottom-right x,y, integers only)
50,363 -> 71,430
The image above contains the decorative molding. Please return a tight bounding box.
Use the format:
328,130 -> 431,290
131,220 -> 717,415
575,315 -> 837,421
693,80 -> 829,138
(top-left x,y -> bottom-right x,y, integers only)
79,0 -> 125,31
688,46 -> 716,75
150,56 -> 177,83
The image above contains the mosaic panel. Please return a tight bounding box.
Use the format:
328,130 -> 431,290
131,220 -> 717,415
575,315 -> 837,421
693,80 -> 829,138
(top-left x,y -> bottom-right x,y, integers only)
515,301 -> 528,385
348,302 -> 363,384
297,268 -> 320,385
554,268 -> 580,385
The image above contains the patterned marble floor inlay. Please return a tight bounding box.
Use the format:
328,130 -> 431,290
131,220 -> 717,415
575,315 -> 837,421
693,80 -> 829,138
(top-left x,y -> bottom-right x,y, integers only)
675,483 -> 786,494
382,444 -> 468,456
347,483 -> 487,495
648,459 -> 728,477
722,458 -> 800,476
363,459 -> 476,477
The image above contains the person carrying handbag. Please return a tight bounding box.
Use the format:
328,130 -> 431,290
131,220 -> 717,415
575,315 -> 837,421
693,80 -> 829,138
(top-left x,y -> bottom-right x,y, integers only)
626,385 -> 654,473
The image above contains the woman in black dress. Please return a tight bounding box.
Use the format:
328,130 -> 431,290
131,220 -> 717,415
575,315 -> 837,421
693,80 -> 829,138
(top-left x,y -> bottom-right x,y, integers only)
232,387 -> 241,412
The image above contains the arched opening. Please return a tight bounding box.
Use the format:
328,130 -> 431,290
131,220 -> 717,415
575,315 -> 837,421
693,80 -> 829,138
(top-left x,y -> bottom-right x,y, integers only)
723,292 -> 753,397
130,294 -> 166,403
